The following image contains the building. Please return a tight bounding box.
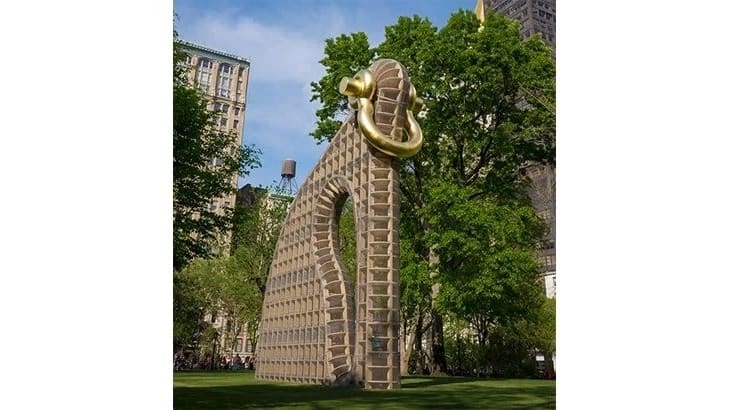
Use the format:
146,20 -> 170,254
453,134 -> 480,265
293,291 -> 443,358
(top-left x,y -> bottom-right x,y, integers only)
177,40 -> 252,234
177,40 -> 256,361
474,0 -> 556,298
203,312 -> 257,362
475,0 -> 556,51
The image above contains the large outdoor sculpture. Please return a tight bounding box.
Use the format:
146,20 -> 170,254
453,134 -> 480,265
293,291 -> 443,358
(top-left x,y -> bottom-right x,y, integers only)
255,59 -> 423,389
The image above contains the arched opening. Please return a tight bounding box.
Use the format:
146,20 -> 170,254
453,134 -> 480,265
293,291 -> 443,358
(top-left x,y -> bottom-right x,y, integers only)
332,194 -> 358,384
312,177 -> 360,384
334,196 -> 357,284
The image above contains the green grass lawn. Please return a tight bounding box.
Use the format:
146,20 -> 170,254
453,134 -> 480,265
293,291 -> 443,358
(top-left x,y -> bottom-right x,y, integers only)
173,371 -> 555,409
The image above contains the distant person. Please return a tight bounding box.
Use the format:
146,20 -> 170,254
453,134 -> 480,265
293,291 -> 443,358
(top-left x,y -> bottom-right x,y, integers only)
174,352 -> 185,371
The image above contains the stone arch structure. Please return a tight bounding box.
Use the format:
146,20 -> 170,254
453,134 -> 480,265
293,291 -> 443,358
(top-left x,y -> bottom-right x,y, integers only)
255,59 -> 422,389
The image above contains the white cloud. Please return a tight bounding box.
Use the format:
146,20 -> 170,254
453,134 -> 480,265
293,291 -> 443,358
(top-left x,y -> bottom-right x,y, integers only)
176,5 -> 383,188
180,10 -> 347,85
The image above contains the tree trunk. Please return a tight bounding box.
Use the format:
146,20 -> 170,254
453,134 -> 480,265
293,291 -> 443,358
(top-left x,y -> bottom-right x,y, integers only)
400,313 -> 423,376
430,308 -> 447,375
428,249 -> 447,375
413,312 -> 425,374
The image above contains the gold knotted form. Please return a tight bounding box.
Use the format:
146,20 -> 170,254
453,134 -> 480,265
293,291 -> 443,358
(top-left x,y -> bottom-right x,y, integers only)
339,69 -> 424,158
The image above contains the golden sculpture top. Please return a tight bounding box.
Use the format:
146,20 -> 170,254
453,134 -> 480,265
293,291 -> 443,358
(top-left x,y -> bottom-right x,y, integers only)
339,67 -> 424,158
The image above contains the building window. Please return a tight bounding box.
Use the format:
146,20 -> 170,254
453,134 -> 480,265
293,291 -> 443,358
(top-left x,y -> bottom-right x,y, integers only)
197,59 -> 213,93
235,339 -> 242,352
214,102 -> 229,113
233,120 -> 239,129
218,117 -> 228,128
217,64 -> 232,98
236,79 -> 244,102
234,107 -> 240,116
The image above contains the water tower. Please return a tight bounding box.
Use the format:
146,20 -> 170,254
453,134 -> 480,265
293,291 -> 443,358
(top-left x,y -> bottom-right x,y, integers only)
277,158 -> 298,195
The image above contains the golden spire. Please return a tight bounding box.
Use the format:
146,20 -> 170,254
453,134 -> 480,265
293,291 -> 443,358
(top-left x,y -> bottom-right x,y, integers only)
474,0 -> 487,22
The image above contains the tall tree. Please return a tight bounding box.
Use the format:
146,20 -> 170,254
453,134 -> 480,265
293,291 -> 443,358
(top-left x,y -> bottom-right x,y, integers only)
173,36 -> 261,271
229,187 -> 291,353
425,181 -> 546,369
173,257 -> 223,352
310,10 -> 555,374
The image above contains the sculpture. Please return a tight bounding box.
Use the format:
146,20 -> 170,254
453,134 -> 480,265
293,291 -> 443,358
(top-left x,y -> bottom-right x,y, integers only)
255,59 -> 423,389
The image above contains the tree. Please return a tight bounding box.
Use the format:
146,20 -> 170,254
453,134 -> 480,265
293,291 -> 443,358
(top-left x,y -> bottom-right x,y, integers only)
310,32 -> 375,144
173,269 -> 208,351
228,187 -> 291,354
482,297 -> 556,377
310,10 -> 555,374
173,257 -> 223,353
425,182 -> 546,371
336,198 -> 357,282
173,35 -> 261,271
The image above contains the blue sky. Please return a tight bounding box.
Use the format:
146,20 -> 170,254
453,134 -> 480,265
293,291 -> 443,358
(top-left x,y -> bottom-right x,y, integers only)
174,0 -> 477,189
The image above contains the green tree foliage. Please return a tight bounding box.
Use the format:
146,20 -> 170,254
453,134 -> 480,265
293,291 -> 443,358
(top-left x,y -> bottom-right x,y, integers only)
229,188 -> 291,353
425,181 -> 545,343
173,187 -> 291,356
482,297 -> 556,377
173,269 -> 209,351
310,33 -> 375,144
336,198 -> 357,282
173,37 -> 261,271
173,258 -> 223,351
444,297 -> 555,378
310,10 -> 555,374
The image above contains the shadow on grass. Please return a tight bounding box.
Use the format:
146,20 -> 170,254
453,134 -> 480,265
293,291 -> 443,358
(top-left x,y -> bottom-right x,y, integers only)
173,372 -> 555,410
400,375 -> 504,389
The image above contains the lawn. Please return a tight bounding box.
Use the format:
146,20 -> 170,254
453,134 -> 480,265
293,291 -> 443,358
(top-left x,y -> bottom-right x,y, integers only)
173,371 -> 555,409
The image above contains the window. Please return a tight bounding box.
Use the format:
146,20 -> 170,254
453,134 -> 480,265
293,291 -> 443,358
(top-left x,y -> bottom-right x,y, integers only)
218,117 -> 228,128
236,79 -> 244,102
217,64 -> 232,98
214,102 -> 229,113
233,120 -> 239,129
234,107 -> 240,116
235,339 -> 242,352
197,59 -> 213,93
